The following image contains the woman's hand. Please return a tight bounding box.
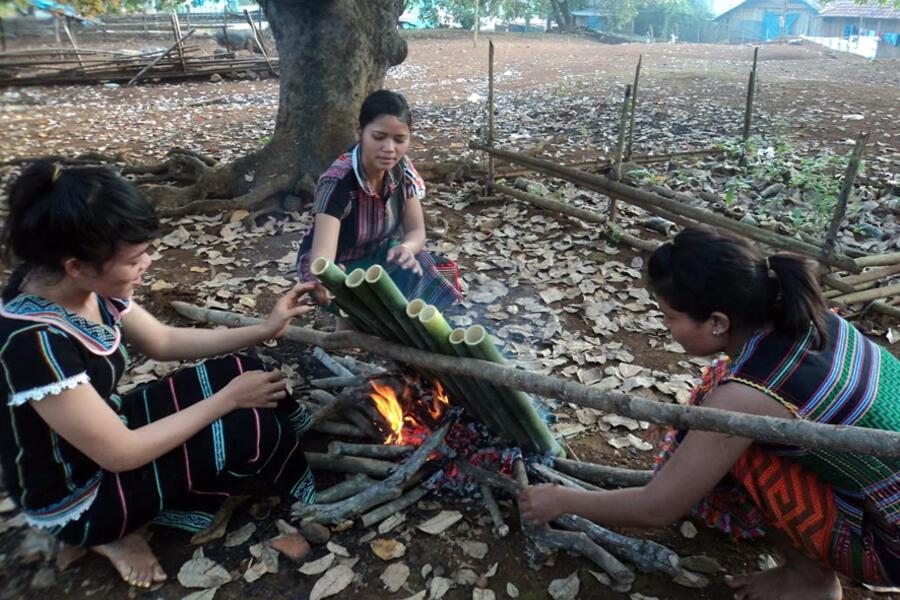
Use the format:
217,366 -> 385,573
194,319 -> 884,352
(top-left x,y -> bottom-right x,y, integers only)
219,369 -> 287,410
262,282 -> 316,339
386,243 -> 422,276
519,484 -> 568,525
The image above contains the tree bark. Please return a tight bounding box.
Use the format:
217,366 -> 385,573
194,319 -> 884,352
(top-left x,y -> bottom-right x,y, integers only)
145,0 -> 407,209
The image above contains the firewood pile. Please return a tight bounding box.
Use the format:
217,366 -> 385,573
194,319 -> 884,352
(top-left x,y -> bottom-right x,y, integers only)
0,42 -> 276,87
293,346 -> 694,592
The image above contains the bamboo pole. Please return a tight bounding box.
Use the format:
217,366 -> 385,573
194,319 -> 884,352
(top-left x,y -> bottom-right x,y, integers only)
465,325 -> 564,457
608,83 -> 633,222
171,301 -> 900,457
487,40 -> 495,186
475,144 -> 860,273
60,17 -> 85,75
741,47 -> 758,143
364,265 -> 430,349
243,8 -> 276,77
310,258 -> 390,338
126,28 -> 196,87
831,282 -> 900,306
855,252 -> 900,268
170,13 -> 187,73
824,132 -> 868,253
834,264 -> 900,287
624,55 -> 642,161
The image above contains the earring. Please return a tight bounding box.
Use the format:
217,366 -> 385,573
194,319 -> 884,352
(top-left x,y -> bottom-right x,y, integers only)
712,330 -> 719,335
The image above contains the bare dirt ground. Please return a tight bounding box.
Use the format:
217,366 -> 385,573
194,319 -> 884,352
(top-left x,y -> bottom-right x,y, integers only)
0,31 -> 898,600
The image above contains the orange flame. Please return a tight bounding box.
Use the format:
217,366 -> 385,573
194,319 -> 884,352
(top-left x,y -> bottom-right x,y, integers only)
370,380 -> 405,445
369,378 -> 452,446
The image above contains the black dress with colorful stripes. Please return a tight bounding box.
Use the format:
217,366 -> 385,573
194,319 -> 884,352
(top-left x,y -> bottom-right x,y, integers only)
0,293 -> 315,546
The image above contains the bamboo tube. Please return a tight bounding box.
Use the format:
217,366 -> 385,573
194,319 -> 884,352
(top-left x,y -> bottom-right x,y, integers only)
831,282 -> 900,306
345,268 -> 405,343
311,258 -> 387,338
364,265 -> 430,349
449,327 -> 527,444
413,306 -> 496,429
464,325 -> 564,457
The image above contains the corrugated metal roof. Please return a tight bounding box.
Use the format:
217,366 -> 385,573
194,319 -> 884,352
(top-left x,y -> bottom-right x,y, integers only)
819,0 -> 900,19
714,0 -> 823,21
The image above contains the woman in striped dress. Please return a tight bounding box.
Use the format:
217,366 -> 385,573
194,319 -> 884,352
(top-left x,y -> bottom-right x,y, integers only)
521,228 -> 899,599
0,161 -> 317,588
295,89 -> 462,321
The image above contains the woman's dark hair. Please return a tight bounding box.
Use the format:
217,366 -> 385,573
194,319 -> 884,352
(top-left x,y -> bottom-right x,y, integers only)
646,228 -> 828,346
2,160 -> 158,297
359,89 -> 412,131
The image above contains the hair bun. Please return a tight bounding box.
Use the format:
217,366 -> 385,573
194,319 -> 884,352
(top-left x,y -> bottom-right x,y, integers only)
7,160 -> 57,213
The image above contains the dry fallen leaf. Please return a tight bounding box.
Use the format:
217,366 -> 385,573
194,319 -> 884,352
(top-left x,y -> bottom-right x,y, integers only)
299,552 -> 335,576
417,510 -> 463,535
177,548 -> 231,589
380,561 -> 410,593
370,538 -> 406,560
309,564 -> 354,600
548,570 -> 580,600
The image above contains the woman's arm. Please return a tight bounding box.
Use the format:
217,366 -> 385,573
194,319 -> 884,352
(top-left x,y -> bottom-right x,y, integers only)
386,195 -> 426,274
123,283 -> 315,361
308,213 -> 343,305
520,382 -> 793,527
29,368 -> 287,472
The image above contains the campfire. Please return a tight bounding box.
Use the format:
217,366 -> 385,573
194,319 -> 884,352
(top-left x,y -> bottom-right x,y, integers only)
293,348 -> 684,592
368,378 -> 450,447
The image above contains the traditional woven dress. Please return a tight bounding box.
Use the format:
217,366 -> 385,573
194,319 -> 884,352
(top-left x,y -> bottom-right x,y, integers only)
0,292 -> 315,547
296,145 -> 462,311
656,311 -> 899,584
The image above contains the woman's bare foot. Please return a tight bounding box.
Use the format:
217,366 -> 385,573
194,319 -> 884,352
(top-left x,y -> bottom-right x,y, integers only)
725,558 -> 842,600
92,531 -> 167,588
56,543 -> 88,571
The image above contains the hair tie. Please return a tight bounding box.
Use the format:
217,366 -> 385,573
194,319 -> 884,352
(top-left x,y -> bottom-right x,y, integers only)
52,166 -> 61,182
764,256 -> 776,277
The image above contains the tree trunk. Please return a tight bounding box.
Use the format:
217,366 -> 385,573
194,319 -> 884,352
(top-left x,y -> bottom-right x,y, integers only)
147,0 -> 407,209
549,0 -> 572,31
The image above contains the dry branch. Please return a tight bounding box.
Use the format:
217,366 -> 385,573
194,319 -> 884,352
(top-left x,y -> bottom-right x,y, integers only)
831,283 -> 900,306
304,452 -> 396,478
316,474 -> 376,504
291,409 -> 459,525
855,252 -> 900,268
529,462 -> 602,491
480,483 -> 509,537
328,441 -> 414,460
172,301 -> 900,457
359,485 -> 429,528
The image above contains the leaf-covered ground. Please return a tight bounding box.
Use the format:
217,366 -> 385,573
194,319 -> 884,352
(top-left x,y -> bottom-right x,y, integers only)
1,31 -> 898,600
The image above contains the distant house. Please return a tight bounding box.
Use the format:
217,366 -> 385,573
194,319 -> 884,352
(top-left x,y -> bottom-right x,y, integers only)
713,0 -> 822,42
817,0 -> 900,38
803,0 -> 900,59
571,0 -> 613,32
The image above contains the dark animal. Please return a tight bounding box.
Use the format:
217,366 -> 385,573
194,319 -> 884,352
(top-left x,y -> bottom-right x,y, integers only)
215,29 -> 262,54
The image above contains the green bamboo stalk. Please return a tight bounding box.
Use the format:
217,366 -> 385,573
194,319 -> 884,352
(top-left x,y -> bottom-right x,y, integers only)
345,268 -> 406,344
465,325 -> 564,457
364,265 -> 431,349
311,257 -> 387,337
419,306 -> 507,435
449,327 -> 527,445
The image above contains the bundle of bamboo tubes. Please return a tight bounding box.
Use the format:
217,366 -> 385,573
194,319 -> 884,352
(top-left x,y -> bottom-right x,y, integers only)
310,256 -> 564,457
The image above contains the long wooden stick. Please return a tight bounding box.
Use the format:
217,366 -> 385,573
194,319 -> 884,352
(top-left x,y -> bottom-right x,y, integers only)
856,252 -> 900,268
552,457 -> 652,487
170,12 -> 187,73
824,132 -> 868,253
624,55 -> 642,161
487,40 -> 495,186
172,301 -> 900,457
243,8 -> 276,76
473,144 -> 860,273
608,83 -> 632,222
834,264 -> 900,287
831,282 -> 900,306
60,17 -> 85,74
126,28 -> 196,86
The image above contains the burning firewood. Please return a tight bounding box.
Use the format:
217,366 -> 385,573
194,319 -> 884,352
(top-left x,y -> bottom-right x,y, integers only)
310,256 -> 564,457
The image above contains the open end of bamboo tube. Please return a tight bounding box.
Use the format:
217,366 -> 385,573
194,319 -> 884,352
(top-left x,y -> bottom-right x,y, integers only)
449,328 -> 466,345
345,268 -> 366,288
325,289 -> 335,300
365,264 -> 384,283
464,324 -> 488,345
406,299 -> 426,319
310,256 -> 330,277
418,304 -> 438,324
